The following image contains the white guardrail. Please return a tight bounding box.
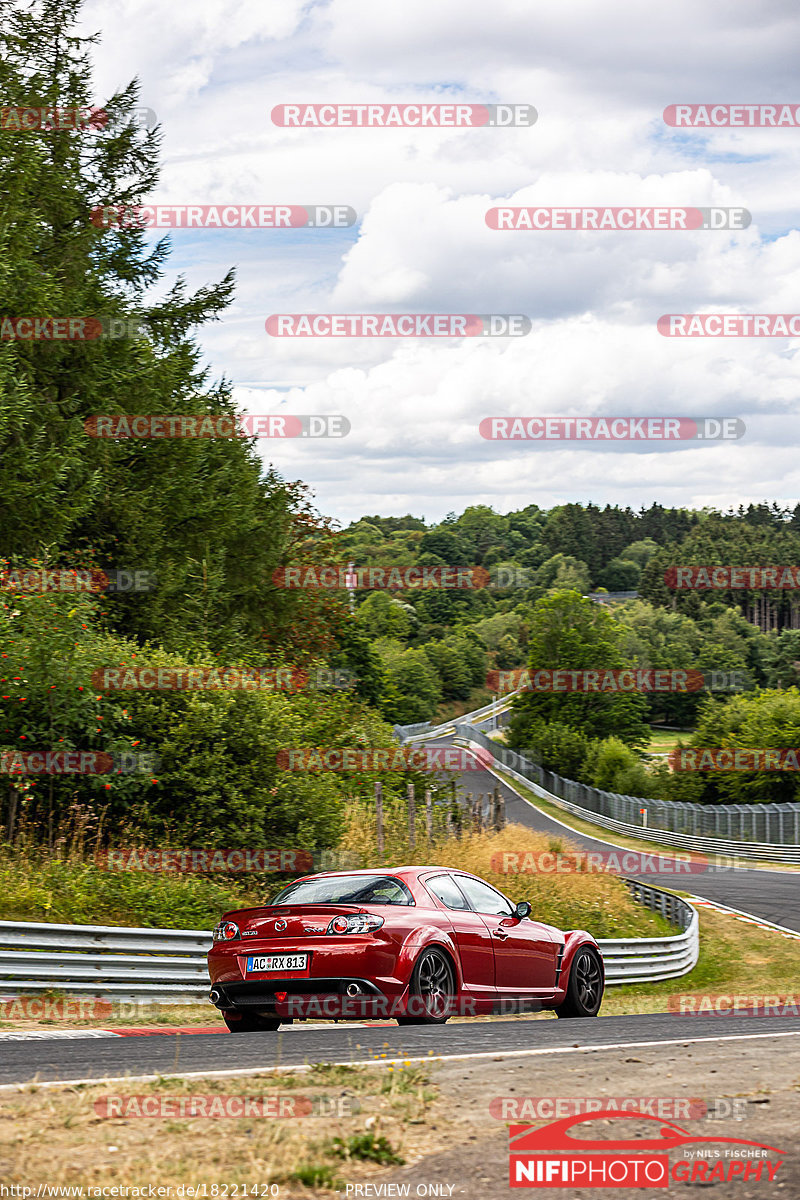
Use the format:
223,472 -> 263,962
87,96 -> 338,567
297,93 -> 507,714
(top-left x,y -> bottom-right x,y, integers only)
0,886 -> 698,1003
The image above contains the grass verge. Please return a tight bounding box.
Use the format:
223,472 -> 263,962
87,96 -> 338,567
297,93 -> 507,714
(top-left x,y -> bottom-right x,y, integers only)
599,904 -> 800,1015
0,1061 -> 439,1195
0,845 -> 296,927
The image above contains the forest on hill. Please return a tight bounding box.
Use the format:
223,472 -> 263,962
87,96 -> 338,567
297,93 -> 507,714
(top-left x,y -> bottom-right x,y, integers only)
3,4 -> 800,858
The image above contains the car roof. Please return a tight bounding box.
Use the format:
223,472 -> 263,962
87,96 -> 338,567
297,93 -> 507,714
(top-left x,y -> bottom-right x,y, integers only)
296,866 -> 480,879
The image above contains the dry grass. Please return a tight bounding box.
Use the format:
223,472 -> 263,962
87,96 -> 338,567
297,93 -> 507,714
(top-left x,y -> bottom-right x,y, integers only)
338,803 -> 674,938
0,1061 -> 442,1195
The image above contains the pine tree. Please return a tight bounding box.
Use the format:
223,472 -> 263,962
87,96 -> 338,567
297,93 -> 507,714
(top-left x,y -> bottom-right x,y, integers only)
0,0 -> 343,660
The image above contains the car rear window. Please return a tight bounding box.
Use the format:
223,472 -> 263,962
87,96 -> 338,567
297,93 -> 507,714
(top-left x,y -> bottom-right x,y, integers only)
271,874 -> 414,906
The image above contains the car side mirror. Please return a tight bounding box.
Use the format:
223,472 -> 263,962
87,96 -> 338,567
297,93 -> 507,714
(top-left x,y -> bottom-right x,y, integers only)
514,901 -> 532,920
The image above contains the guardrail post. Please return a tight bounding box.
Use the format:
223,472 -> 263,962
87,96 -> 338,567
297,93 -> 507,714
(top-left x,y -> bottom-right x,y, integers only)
375,781 -> 384,860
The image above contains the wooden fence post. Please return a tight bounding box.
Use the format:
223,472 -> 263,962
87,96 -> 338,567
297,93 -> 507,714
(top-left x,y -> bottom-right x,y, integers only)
6,788 -> 18,844
375,781 -> 384,860
407,782 -> 416,851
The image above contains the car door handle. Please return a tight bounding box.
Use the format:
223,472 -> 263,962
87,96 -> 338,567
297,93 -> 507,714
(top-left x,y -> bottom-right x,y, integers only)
492,929 -> 509,939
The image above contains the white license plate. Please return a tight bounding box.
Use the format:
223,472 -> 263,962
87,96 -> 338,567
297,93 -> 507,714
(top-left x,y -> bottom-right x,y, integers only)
246,953 -> 308,973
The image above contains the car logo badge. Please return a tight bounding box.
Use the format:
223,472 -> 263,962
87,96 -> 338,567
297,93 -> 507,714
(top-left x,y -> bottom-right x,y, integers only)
274,918 -> 287,931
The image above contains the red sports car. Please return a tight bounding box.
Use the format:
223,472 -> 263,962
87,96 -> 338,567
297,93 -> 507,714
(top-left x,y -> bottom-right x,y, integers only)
208,866 -> 604,1032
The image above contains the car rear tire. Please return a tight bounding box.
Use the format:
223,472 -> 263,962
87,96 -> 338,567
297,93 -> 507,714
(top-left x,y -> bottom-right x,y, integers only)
222,1010 -> 282,1032
396,947 -> 456,1025
555,947 -> 603,1018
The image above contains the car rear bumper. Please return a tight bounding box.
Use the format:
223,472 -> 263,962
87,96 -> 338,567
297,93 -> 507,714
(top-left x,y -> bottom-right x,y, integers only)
211,976 -> 383,1005
208,939 -> 408,1018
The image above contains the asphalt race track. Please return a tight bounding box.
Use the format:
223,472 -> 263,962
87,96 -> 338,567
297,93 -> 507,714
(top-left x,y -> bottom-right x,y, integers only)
3,1013 -> 800,1087
438,735 -> 800,932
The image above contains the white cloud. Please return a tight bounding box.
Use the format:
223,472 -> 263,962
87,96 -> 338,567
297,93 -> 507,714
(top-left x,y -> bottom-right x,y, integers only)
82,0 -> 800,522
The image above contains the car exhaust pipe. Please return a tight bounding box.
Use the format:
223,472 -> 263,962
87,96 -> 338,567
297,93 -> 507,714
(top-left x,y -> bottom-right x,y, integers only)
345,983 -> 362,996
209,988 -> 222,1006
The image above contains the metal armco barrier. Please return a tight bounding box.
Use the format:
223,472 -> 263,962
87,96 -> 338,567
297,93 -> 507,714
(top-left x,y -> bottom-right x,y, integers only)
0,883 -> 698,1002
0,920 -> 210,1003
452,723 -> 800,863
602,883 -> 698,984
393,691 -> 519,744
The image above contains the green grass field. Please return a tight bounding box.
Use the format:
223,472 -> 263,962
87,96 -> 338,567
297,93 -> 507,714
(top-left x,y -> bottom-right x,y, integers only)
644,726 -> 695,756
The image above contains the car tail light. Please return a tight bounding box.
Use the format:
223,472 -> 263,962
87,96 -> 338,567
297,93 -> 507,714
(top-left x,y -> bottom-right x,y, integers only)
212,920 -> 240,943
327,913 -> 384,935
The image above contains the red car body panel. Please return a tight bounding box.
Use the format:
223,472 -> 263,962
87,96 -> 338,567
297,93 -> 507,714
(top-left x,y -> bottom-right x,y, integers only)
207,865 -> 602,1019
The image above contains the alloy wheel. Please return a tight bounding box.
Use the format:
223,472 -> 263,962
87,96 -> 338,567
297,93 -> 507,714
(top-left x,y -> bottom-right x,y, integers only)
575,951 -> 602,1011
416,949 -> 455,1018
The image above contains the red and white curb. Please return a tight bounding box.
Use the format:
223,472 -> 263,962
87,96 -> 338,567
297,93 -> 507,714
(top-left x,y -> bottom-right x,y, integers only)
0,1021 -> 396,1041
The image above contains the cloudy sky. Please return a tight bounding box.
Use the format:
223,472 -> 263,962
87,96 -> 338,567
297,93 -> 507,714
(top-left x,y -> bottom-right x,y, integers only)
81,0 -> 800,526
